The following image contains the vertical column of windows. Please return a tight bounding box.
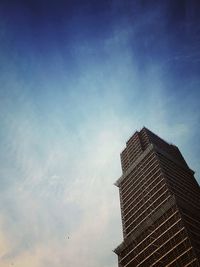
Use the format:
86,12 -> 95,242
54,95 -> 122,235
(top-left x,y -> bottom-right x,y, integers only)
120,148 -> 129,173
139,128 -> 151,150
126,132 -> 143,166
120,151 -> 168,237
181,212 -> 200,263
119,187 -> 127,238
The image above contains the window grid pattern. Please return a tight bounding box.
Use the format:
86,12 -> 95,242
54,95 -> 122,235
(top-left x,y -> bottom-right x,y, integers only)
114,127 -> 200,267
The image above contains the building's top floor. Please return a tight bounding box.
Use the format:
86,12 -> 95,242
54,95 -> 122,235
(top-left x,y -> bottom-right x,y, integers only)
120,127 -> 188,173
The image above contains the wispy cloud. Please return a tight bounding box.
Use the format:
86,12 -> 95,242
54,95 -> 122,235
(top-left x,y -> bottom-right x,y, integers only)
0,1 -> 200,266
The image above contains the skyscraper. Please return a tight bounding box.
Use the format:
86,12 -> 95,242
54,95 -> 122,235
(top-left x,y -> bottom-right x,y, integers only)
114,127 -> 200,267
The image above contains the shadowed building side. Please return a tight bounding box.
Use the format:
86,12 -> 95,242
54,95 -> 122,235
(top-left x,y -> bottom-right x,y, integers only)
114,127 -> 200,267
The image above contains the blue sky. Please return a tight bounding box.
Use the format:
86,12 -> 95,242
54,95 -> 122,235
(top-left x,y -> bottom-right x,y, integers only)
0,1 -> 200,266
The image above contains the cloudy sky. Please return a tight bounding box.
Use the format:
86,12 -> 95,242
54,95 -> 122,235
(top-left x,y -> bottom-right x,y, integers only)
0,0 -> 200,266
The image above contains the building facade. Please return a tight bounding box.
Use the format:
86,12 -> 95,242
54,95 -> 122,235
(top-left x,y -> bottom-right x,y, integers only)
114,127 -> 200,267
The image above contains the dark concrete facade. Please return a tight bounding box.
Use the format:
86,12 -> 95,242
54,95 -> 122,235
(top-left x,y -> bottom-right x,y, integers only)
114,127 -> 200,267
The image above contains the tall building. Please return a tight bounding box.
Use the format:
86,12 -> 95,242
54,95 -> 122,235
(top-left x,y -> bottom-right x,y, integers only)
114,127 -> 200,267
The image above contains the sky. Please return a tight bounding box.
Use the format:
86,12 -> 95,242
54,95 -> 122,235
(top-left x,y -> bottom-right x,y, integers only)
0,0 -> 200,266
